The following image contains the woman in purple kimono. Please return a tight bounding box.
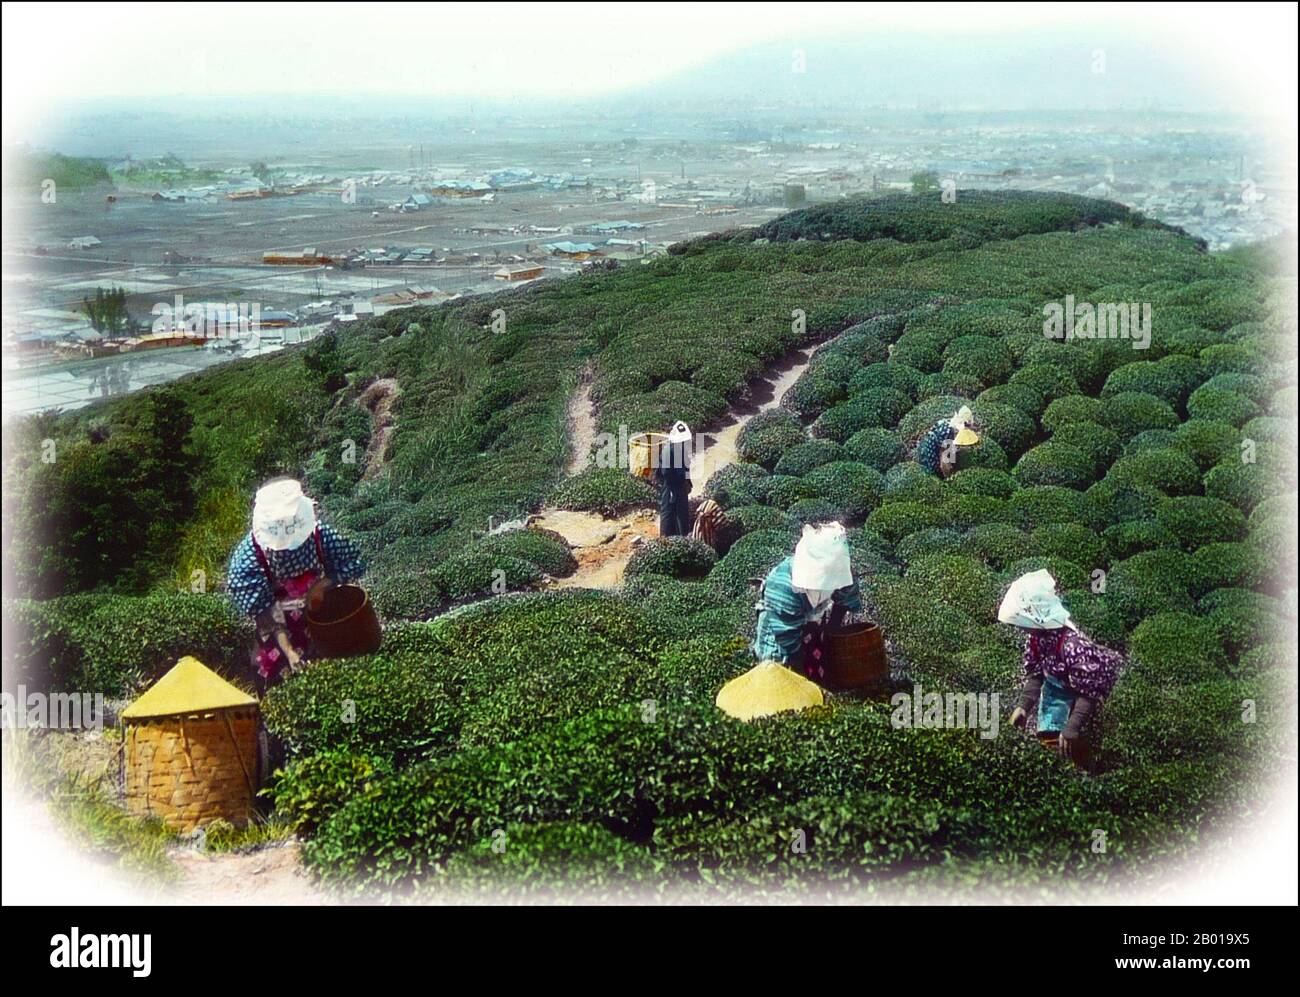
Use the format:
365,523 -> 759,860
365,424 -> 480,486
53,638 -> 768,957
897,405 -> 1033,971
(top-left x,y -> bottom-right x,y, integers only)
1000,569 -> 1124,771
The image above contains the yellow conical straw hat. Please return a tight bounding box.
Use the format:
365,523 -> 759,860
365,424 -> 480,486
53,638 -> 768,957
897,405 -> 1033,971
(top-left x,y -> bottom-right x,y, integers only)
121,656 -> 256,720
715,661 -> 824,722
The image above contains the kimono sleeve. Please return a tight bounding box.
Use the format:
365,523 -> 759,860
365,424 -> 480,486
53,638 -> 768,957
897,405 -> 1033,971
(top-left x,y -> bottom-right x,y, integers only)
226,535 -> 274,618
318,523 -> 365,583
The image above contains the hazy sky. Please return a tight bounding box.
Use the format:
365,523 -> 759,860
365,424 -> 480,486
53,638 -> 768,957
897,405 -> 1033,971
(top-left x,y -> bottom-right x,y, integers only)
2,2 -> 1296,138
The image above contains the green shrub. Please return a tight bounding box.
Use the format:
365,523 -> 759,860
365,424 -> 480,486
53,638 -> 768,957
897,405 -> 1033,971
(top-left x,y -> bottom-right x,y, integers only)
426,550 -> 542,603
702,462 -> 770,509
1186,386 -> 1260,427
708,529 -> 794,595
1172,420 -> 1241,470
969,400 -> 1037,459
881,462 -> 947,504
1101,361 -> 1183,405
946,468 -> 1020,500
1247,493 -> 1296,565
1105,549 -> 1195,625
961,523 -> 1037,570
726,503 -> 787,536
842,428 -> 904,471
625,537 -> 718,580
477,528 -> 577,577
904,554 -> 1004,620
1098,392 -> 1180,439
263,626 -> 459,762
953,435 -> 1009,471
438,821 -> 658,899
1203,462 -> 1273,512
1188,543 -> 1270,599
1006,486 -> 1087,530
801,461 -> 884,521
1128,612 -> 1227,684
1198,588 -> 1284,658
814,388 -> 913,441
1106,449 -> 1201,496
1201,372 -> 1268,404
737,410 -> 807,469
550,467 -> 657,516
772,439 -> 844,477
2,592 -> 252,696
784,499 -> 845,530
1102,520 -> 1177,561
764,474 -> 817,509
1014,442 -> 1096,490
1124,429 -> 1179,456
865,502 -> 946,544
1199,343 -> 1261,377
1060,589 -> 1126,648
269,750 -> 392,834
936,493 -> 1011,531
1041,395 -> 1103,433
783,372 -> 847,418
1031,523 -> 1107,571
848,362 -> 923,400
1006,556 -> 1089,592
1153,496 -> 1246,551
896,528 -> 966,564
897,395 -> 968,445
1081,479 -> 1165,530
1047,422 -> 1121,475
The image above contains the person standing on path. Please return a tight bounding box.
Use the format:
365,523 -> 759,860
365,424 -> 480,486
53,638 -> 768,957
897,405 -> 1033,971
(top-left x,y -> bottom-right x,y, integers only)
653,420 -> 694,537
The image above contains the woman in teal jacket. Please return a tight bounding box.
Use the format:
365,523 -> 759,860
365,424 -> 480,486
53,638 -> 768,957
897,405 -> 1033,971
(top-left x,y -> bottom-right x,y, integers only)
752,522 -> 863,683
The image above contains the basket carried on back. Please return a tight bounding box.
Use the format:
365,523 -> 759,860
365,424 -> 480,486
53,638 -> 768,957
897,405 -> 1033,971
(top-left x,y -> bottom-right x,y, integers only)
823,622 -> 888,691
121,656 -> 259,833
628,432 -> 668,479
307,583 -> 382,658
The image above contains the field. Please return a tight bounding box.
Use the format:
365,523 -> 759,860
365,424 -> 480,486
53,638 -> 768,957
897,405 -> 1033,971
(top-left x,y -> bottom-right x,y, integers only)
2,190 -> 1295,900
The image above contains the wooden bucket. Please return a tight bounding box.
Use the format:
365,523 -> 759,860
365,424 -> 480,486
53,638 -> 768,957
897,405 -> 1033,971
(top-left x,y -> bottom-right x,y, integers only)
628,432 -> 667,480
307,584 -> 382,659
823,622 -> 888,690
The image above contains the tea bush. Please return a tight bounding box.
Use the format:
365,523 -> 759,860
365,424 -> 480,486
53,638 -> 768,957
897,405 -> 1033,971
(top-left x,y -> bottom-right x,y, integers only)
1153,496 -> 1247,551
2,592 -> 252,696
1014,442 -> 1096,490
1186,386 -> 1260,427
737,410 -> 807,469
624,537 -> 718,580
842,428 -> 904,471
549,467 -> 657,517
772,439 -> 844,477
1047,422 -> 1122,475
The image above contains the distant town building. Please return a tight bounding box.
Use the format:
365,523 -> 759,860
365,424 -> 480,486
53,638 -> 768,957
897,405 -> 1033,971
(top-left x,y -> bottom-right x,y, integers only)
494,264 -> 544,282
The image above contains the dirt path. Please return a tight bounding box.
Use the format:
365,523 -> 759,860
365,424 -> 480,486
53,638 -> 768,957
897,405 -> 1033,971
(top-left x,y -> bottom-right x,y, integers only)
688,343 -> 820,498
168,840 -> 336,905
565,369 -> 597,476
357,377 -> 401,480
531,337 -> 833,589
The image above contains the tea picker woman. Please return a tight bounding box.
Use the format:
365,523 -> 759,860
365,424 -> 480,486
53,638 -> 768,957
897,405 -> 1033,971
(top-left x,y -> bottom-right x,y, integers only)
1000,569 -> 1124,771
915,404 -> 980,478
752,522 -> 863,683
653,420 -> 694,537
227,478 -> 365,690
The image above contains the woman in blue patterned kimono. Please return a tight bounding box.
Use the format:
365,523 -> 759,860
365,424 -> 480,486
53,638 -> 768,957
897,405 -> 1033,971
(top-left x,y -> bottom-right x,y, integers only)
1000,569 -> 1125,772
915,404 -> 980,477
752,522 -> 863,684
227,478 -> 365,688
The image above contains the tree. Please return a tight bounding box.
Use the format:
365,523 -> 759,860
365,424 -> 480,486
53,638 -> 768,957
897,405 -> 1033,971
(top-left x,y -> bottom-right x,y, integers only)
83,286 -> 131,338
911,171 -> 940,193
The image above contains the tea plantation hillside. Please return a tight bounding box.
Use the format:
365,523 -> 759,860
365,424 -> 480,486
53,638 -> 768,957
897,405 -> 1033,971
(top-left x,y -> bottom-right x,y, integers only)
3,191 -> 1295,899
